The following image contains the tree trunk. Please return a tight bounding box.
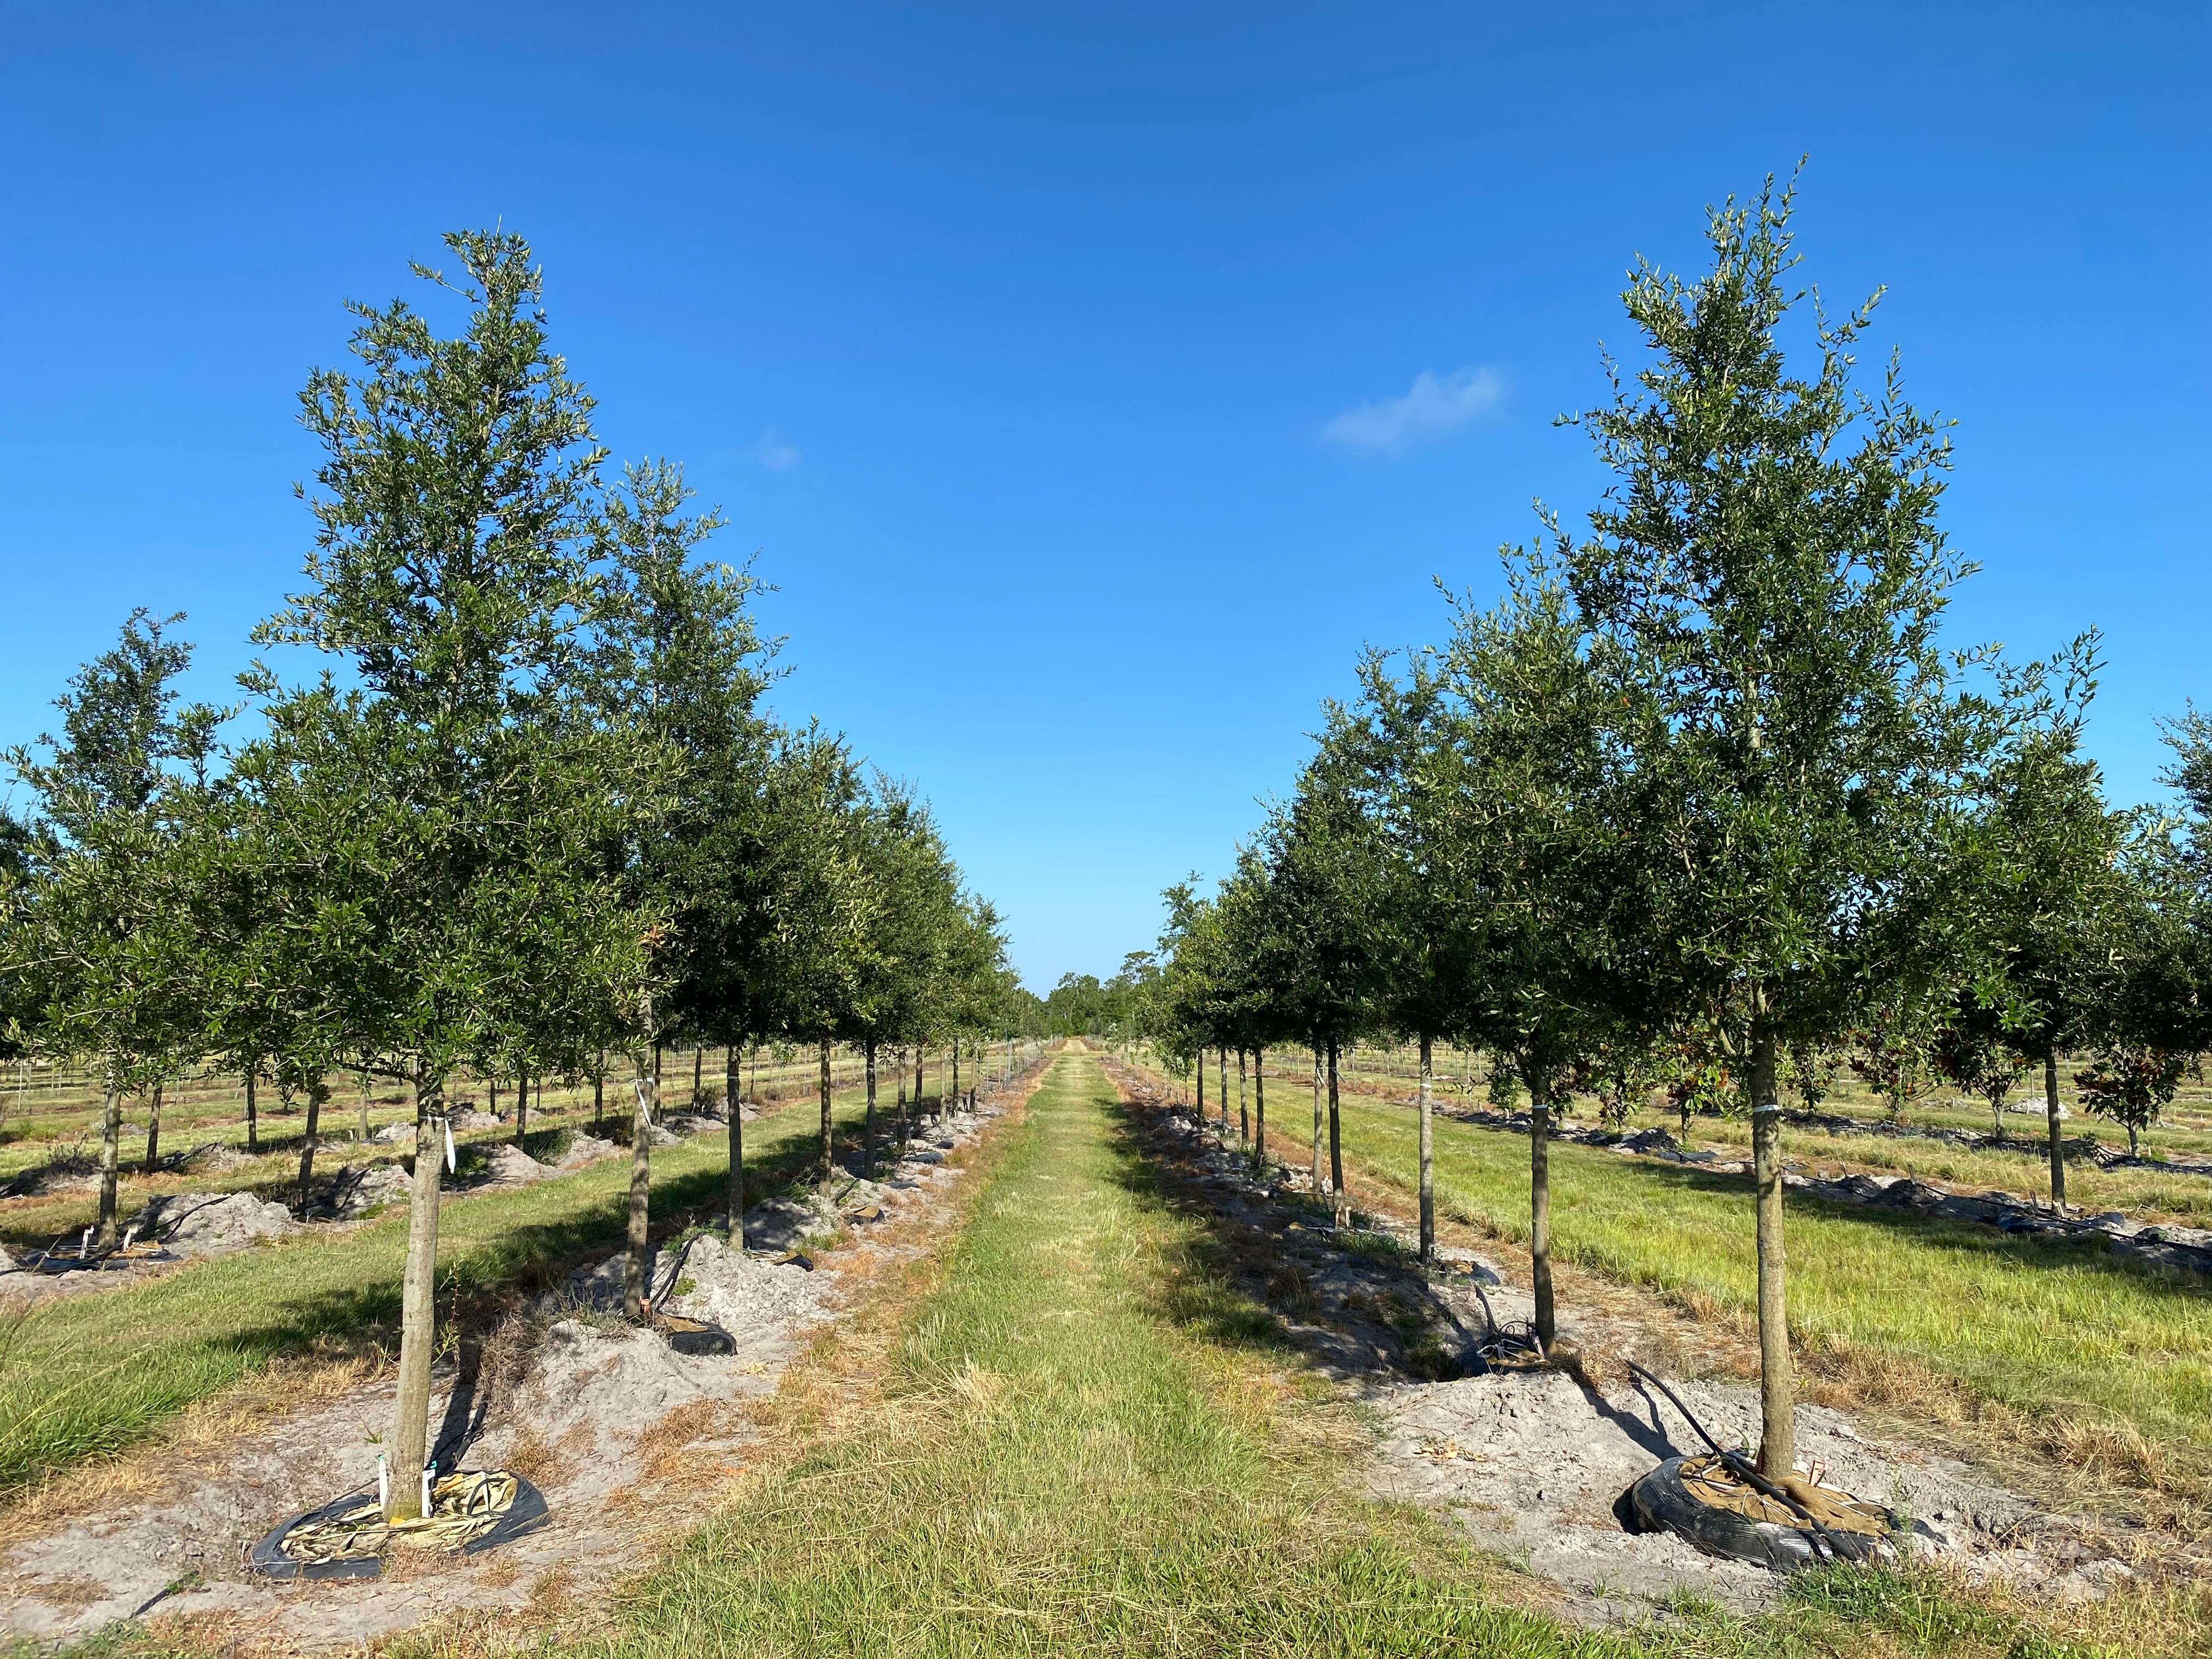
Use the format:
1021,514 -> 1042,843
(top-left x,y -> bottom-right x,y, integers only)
245,1069 -> 258,1155
2128,1121 -> 2140,1158
489,1077 -> 498,1120
514,1068 -> 528,1145
1253,1047 -> 1266,1161
1197,1048 -> 1205,1119
818,1039 -> 834,1187
143,1082 -> 163,1174
1219,1047 -> 1228,1133
951,1043 -> 961,1110
1310,1046 -> 1324,1193
357,1073 -> 370,1141
896,1048 -> 908,1142
1238,1050 -> 1249,1142
1528,1065 -> 1554,1351
864,1039 -> 878,1179
1327,1039 -> 1344,1203
623,1054 -> 657,1322
387,1079 -> 447,1521
2044,1052 -> 2066,1212
1418,1035 -> 1435,1266
913,1047 -> 923,1111
592,1056 -> 605,1135
94,1084 -> 123,1248
1750,1027 -> 1793,1478
726,1044 -> 745,1244
693,1047 -> 703,1107
297,1077 -> 324,1213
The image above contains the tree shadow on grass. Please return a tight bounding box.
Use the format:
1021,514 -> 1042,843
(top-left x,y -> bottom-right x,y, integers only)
1097,1094 -> 1480,1387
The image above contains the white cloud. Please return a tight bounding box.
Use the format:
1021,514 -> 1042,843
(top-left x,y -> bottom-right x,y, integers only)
1321,365 -> 1505,457
754,426 -> 803,471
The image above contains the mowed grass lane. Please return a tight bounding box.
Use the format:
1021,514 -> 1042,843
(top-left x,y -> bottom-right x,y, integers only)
1321,1090 -> 2212,1471
0,1085 -> 889,1496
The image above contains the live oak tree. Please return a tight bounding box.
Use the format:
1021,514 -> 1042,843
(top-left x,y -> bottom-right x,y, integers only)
2069,819 -> 2202,1159
840,786 -> 963,1176
1942,644 -> 2132,1206
1331,656 -> 1467,1266
1258,752 -> 1389,1209
1560,176 -> 2007,1475
724,728 -> 869,1227
588,459 -> 770,1314
261,230 -> 657,1522
1212,854 -> 1296,1165
1412,572 -> 1637,1342
6,612 -> 223,1246
755,751 -> 872,1188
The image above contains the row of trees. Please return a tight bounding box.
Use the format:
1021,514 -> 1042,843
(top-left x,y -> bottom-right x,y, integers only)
1139,178 -> 2211,1480
0,232 -> 1022,1521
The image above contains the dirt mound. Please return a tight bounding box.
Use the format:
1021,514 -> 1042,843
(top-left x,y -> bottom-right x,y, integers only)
133,1192 -> 299,1255
1374,1361 -> 2126,1620
479,1143 -> 551,1187
2,1153 -> 101,1198
740,1193 -> 843,1254
553,1132 -> 618,1170
329,1163 -> 412,1218
664,1234 -> 837,1331
518,1319 -> 749,1454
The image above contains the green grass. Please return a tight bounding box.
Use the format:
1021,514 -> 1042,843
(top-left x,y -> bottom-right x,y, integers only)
1317,1087 -> 2212,1472
0,1083 -> 894,1496
520,1052 -> 2152,1659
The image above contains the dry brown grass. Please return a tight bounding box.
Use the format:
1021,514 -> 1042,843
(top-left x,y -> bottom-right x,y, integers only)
0,1347 -> 385,1549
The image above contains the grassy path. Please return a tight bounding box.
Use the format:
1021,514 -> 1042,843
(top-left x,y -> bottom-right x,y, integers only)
0,1084 -> 888,1496
567,1051 -> 1601,1659
1309,1088 -> 2212,1476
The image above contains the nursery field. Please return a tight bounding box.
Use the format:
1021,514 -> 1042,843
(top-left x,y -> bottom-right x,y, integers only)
1127,1047 -> 2212,1515
0,1069 -> 926,1497
551,1050 -> 2191,1659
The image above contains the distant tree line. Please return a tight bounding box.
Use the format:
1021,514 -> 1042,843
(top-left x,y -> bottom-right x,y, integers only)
0,231 -> 1029,1523
1132,178 -> 2212,1482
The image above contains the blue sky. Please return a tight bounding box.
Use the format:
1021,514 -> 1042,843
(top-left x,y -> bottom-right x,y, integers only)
2,3 -> 2205,989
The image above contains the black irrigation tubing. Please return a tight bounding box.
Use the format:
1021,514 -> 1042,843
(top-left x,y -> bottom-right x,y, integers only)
647,1231 -> 712,1313
1621,1356 -> 1725,1456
